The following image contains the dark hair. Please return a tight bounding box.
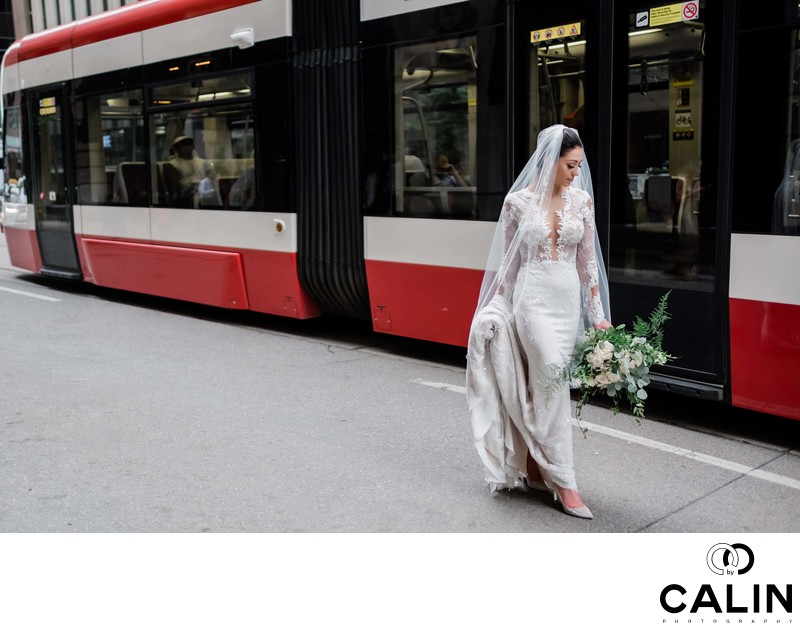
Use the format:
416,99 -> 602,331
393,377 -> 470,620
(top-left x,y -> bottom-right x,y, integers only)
560,127 -> 583,156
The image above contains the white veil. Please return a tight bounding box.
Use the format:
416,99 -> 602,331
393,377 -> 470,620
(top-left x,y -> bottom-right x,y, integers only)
473,124 -> 610,332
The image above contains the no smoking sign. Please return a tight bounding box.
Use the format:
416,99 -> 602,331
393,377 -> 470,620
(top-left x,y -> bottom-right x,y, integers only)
645,2 -> 700,28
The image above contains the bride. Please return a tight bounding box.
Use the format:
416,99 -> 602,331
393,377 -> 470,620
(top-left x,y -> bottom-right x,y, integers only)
466,124 -> 611,519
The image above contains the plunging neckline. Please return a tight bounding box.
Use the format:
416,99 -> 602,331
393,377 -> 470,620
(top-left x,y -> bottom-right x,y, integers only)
544,190 -> 569,261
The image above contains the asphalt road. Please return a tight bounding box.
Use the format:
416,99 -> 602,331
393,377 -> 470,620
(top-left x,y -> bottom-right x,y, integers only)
1,239 -> 798,532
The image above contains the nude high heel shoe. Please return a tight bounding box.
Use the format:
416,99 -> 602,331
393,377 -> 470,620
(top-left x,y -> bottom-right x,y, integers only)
521,476 -> 550,493
552,487 -> 593,520
522,455 -> 550,493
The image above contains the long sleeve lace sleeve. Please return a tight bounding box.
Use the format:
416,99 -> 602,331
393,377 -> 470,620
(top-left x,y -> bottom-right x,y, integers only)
576,193 -> 606,325
496,197 -> 521,297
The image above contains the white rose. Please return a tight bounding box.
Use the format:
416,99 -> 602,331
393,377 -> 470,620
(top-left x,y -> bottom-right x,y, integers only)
586,351 -> 604,369
597,370 -> 623,386
595,341 -> 614,362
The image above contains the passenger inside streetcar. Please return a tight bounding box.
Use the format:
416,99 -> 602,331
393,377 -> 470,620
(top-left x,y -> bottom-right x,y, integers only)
162,135 -> 206,208
434,154 -> 466,187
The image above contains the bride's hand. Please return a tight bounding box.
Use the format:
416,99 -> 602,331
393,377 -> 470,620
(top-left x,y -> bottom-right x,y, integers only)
593,319 -> 612,330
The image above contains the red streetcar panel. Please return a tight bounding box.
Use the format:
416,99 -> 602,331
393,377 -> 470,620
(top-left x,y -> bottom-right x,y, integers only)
730,298 -> 800,421
3,227 -> 41,273
365,259 -> 481,347
80,238 -> 250,310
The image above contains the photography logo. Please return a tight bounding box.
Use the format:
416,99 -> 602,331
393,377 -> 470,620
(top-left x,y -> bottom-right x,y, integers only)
659,542 -> 793,624
706,542 -> 754,576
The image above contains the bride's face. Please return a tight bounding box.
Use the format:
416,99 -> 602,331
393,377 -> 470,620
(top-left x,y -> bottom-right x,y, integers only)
556,147 -> 584,190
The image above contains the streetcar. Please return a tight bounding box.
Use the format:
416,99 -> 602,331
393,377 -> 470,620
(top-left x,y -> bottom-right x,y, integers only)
1,0 -> 798,421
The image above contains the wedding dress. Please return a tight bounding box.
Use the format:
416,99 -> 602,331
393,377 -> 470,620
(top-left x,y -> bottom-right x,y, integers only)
466,124 -> 609,493
503,186 -> 604,489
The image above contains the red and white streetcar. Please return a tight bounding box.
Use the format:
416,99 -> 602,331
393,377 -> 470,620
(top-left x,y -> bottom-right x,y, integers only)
2,0 -> 798,420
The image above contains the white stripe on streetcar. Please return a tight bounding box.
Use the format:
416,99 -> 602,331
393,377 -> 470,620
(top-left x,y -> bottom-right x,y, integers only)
412,378 -> 800,492
365,216 -> 495,269
730,234 -> 800,306
0,286 -> 61,302
362,0 -> 467,22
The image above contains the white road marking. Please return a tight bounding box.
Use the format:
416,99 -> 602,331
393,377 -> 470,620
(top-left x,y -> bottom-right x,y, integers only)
413,379 -> 800,492
0,285 -> 62,302
411,378 -> 466,394
577,420 -> 800,491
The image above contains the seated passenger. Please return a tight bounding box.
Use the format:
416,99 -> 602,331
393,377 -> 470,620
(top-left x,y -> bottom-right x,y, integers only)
162,136 -> 206,207
434,154 -> 466,187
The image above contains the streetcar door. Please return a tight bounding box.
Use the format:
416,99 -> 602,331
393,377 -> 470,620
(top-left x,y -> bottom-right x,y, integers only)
30,85 -> 81,278
512,3 -> 595,166
512,1 -> 725,398
607,1 -> 724,397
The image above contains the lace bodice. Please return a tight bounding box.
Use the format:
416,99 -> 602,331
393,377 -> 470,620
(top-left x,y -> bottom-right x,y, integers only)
501,186 -> 605,324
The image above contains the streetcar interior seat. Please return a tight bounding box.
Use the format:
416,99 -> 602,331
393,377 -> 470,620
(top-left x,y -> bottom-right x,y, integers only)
111,160 -> 254,207
114,162 -> 148,206
447,189 -> 476,218
106,170 -> 116,201
404,155 -> 430,187
214,159 -> 254,208
404,188 -> 440,214
216,177 -> 237,207
644,174 -> 685,231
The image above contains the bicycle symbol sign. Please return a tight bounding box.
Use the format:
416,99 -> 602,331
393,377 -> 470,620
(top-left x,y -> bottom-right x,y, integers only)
683,1 -> 699,20
675,110 -> 692,127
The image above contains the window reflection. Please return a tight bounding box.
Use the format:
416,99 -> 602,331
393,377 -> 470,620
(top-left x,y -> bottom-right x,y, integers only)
149,106 -> 255,209
611,11 -> 713,289
75,90 -> 144,205
774,139 -> 800,235
395,37 -> 477,218
3,98 -> 28,204
772,31 -> 800,236
529,27 -> 586,150
148,73 -> 255,210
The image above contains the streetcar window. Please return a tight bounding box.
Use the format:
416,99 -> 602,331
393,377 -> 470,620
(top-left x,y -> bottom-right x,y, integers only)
528,24 -> 586,151
3,95 -> 28,204
772,30 -> 800,237
734,20 -> 800,236
774,30 -> 800,236
147,72 -> 256,210
74,89 -> 145,206
149,105 -> 255,210
609,8 -> 716,287
394,37 -> 478,218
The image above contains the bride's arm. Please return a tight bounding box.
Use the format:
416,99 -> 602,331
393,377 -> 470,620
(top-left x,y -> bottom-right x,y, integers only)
496,197 -> 522,297
577,196 -> 611,329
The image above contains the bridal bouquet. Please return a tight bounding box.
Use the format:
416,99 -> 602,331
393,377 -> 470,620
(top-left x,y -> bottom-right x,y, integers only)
569,292 -> 674,428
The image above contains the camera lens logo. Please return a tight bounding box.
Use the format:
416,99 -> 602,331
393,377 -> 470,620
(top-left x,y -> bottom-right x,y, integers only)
706,543 -> 754,576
